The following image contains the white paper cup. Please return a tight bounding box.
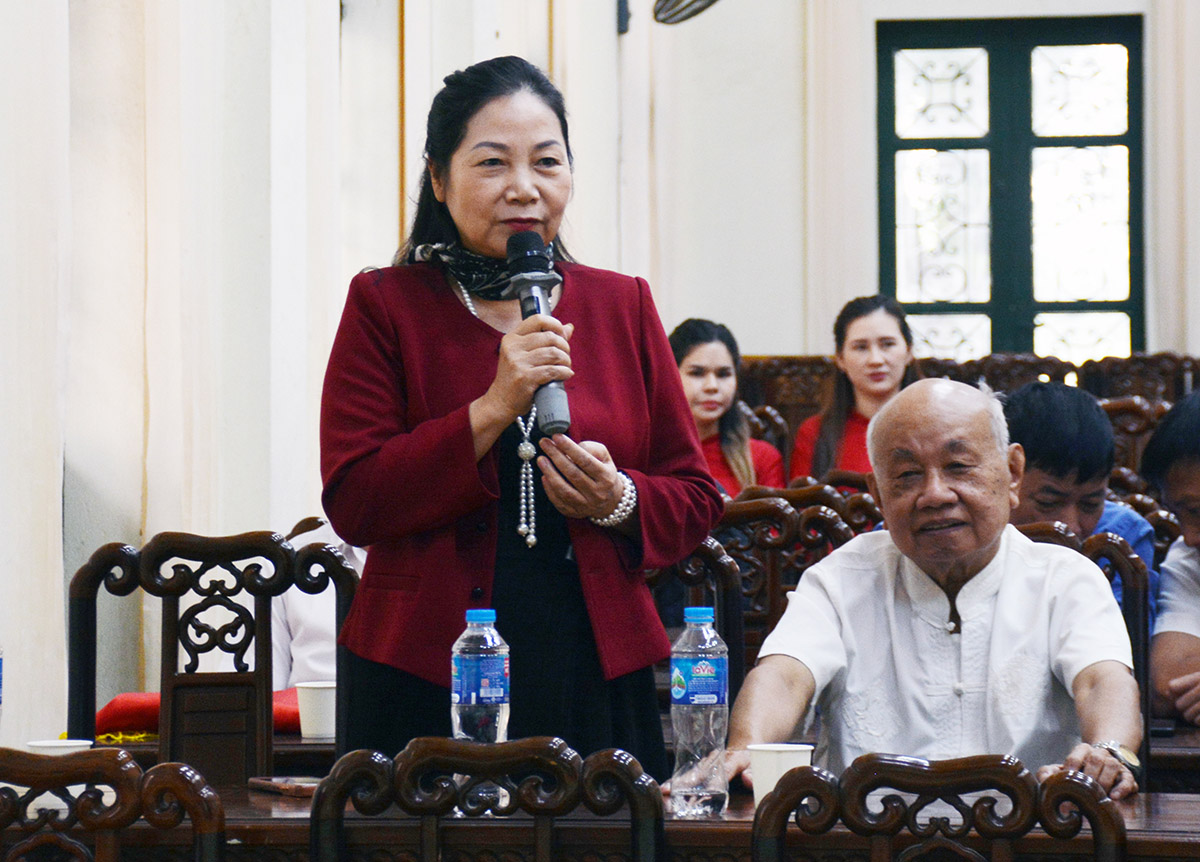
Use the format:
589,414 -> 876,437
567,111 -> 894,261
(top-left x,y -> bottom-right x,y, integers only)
296,681 -> 337,739
747,743 -> 814,808
26,739 -> 93,755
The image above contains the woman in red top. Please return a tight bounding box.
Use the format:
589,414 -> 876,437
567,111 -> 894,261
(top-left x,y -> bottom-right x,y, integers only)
669,319 -> 785,498
789,296 -> 919,482
320,57 -> 722,778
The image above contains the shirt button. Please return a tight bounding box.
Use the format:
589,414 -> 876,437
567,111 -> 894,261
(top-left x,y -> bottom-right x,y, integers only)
944,621 -> 957,632
953,683 -> 965,696
470,587 -> 484,600
475,521 -> 487,533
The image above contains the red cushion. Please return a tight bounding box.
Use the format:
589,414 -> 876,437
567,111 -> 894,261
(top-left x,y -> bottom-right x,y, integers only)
95,689 -> 303,735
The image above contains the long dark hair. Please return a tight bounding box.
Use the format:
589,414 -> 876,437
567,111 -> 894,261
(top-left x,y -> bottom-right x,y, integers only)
394,55 -> 575,266
669,319 -> 755,491
811,295 -> 918,478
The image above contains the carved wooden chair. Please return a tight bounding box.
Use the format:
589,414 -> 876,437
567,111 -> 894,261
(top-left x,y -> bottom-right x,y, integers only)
310,736 -> 664,862
739,401 -> 792,474
1016,523 -> 1151,783
1100,396 -> 1171,472
740,355 -> 838,443
647,536 -> 746,700
820,469 -> 872,495
68,530 -> 359,786
960,354 -> 1078,392
842,492 -> 884,534
1117,492 -> 1181,568
752,753 -> 1124,862
713,498 -> 802,696
1083,531 -> 1153,780
1109,466 -> 1150,500
1081,352 -> 1191,401
0,747 -> 224,862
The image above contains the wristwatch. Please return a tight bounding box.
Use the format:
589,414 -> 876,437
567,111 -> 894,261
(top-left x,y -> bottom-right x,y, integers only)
1092,740 -> 1141,772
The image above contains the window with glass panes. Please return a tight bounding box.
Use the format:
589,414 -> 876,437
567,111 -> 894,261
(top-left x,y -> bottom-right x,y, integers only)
876,16 -> 1143,363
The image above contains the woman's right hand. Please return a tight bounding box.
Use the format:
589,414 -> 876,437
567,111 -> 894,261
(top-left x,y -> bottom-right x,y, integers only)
469,314 -> 574,458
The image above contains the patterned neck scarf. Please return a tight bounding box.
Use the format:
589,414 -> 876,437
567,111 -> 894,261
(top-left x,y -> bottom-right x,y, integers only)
412,242 -> 555,301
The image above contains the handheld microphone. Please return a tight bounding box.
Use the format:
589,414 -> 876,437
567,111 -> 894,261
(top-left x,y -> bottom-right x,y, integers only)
507,231 -> 570,435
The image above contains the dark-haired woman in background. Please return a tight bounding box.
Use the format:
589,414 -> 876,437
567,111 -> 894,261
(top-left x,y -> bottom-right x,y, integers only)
789,295 -> 919,482
320,56 -> 723,778
669,319 -> 784,498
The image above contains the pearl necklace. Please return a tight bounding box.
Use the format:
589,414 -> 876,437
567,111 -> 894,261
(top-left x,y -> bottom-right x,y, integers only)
459,282 -> 538,548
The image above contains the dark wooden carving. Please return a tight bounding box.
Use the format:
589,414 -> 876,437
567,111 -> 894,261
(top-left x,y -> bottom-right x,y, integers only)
0,747 -> 224,862
714,498 -> 802,696
1083,531 -> 1153,782
1080,352 -> 1190,401
649,535 -> 744,701
1100,396 -> 1171,472
1016,524 -> 1150,786
961,354 -> 1077,392
740,356 -> 838,442
68,529 -> 359,786
737,402 -> 792,472
310,737 -> 663,862
752,753 -> 1124,862
820,470 -> 871,495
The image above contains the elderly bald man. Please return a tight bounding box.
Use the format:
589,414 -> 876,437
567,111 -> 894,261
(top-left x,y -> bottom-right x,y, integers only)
725,379 -> 1141,799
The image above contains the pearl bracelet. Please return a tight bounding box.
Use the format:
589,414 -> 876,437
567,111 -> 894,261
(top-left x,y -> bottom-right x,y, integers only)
590,472 -> 637,528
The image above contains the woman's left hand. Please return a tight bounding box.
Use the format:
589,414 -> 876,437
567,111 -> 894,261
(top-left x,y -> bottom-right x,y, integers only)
537,435 -> 626,521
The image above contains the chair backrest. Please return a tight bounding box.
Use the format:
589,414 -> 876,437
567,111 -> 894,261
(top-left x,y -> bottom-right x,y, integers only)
649,535 -> 746,699
1100,396 -> 1171,472
1016,522 -> 1151,784
739,355 -> 839,442
0,747 -> 224,862
820,469 -> 871,495
1083,531 -> 1153,779
1080,352 -> 1191,402
310,737 -> 664,862
713,497 -> 801,685
68,530 -> 358,786
752,753 -> 1125,862
738,401 -> 792,474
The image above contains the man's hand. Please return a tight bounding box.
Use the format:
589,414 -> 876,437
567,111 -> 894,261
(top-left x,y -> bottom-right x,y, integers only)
1167,671 -> 1200,724
725,748 -> 752,787
1036,742 -> 1138,800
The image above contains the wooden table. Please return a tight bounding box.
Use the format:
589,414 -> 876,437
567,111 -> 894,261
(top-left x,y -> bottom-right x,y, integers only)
107,735 -> 337,777
1149,721 -> 1200,792
117,787 -> 1200,862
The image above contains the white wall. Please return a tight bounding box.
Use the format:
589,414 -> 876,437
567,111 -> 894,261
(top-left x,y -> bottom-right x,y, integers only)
0,1 -> 70,746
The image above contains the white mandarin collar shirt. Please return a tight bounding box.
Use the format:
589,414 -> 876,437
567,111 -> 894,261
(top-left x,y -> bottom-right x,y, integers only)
759,525 -> 1132,775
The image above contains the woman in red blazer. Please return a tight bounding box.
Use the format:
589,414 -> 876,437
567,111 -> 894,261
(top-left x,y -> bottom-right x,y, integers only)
320,56 -> 723,779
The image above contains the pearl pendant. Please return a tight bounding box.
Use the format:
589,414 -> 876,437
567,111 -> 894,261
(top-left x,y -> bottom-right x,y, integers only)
518,441 -> 536,461
526,534 -> 537,548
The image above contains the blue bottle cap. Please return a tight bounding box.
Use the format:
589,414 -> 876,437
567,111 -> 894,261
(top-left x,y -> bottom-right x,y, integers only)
466,608 -> 497,623
683,606 -> 714,624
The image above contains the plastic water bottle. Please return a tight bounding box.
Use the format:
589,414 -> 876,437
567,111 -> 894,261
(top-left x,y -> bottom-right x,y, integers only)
451,609 -> 510,743
669,606 -> 729,817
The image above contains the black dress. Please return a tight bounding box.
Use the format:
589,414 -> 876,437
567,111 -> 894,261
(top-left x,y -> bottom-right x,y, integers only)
491,421 -> 667,780
344,420 -> 667,781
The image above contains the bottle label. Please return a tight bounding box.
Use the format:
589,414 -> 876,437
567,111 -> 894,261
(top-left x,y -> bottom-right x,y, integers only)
451,654 -> 509,704
670,656 -> 727,705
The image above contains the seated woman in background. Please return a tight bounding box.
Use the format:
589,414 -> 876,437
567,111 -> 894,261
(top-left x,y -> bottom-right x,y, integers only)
789,295 -> 918,482
669,318 -> 784,498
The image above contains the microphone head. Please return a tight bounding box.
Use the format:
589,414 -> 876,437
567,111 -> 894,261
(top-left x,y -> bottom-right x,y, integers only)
506,231 -> 552,276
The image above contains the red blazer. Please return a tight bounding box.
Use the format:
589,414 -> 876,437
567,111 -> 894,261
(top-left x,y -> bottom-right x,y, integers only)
321,262 -> 724,687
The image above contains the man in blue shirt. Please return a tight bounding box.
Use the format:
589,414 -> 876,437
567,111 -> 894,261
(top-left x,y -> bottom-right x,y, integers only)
1004,382 -> 1158,624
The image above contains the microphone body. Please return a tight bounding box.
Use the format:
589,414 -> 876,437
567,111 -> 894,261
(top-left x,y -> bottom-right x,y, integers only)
512,268 -> 571,435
